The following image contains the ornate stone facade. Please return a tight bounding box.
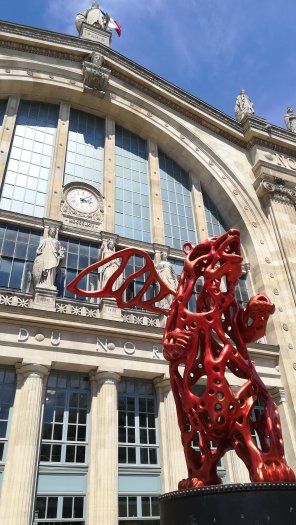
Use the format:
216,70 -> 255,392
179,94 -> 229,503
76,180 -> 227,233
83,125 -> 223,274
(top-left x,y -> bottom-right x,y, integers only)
0,16 -> 295,525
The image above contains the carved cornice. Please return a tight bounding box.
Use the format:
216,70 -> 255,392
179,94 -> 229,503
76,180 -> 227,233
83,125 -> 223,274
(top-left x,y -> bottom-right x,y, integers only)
247,137 -> 296,157
2,21 -> 296,157
256,178 -> 296,206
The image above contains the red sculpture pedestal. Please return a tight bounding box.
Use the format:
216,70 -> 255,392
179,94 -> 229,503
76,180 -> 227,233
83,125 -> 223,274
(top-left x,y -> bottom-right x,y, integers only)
159,483 -> 296,525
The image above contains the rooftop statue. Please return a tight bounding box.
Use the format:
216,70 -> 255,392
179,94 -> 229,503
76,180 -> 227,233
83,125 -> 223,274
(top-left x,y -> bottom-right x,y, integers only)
235,88 -> 255,122
68,229 -> 295,488
75,1 -> 110,33
284,106 -> 296,133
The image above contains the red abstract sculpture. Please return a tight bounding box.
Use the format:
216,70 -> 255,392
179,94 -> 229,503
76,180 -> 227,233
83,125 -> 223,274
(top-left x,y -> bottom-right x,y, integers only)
68,229 -> 295,487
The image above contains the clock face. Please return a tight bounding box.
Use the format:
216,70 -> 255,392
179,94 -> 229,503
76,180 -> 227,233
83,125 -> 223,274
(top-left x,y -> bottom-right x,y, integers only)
67,188 -> 99,214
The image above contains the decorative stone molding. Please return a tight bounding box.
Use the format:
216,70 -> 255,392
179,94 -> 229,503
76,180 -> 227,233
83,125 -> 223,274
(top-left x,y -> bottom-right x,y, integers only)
56,300 -> 100,318
122,312 -> 160,327
0,293 -> 30,308
82,52 -> 111,96
60,182 -> 104,231
256,178 -> 296,207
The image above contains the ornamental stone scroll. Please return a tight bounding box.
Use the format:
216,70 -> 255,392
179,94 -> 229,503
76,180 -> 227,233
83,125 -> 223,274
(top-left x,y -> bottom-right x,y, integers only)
256,178 -> 296,207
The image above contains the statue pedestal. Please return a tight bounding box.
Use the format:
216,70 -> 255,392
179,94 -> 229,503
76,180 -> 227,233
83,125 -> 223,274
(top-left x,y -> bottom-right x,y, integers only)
31,286 -> 57,312
79,22 -> 111,46
159,483 -> 296,525
99,299 -> 122,322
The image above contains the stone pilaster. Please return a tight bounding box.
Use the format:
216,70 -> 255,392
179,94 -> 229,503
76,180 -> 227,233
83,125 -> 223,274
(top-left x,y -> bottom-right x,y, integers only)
87,370 -> 120,525
103,118 -> 116,232
154,377 -> 187,493
46,103 -> 70,220
256,178 -> 296,304
0,363 -> 50,525
190,174 -> 208,242
0,96 -> 20,187
148,140 -> 165,244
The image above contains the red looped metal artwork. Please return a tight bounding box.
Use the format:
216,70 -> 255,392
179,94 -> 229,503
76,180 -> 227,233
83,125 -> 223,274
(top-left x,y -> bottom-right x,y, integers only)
68,229 -> 295,488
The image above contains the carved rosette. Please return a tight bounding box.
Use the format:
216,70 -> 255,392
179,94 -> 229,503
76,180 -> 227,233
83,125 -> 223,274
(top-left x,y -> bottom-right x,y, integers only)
256,178 -> 296,207
82,52 -> 111,96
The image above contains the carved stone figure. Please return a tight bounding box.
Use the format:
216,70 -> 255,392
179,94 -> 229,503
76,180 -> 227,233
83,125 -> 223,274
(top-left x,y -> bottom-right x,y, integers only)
284,107 -> 296,133
32,228 -> 65,289
75,2 -> 110,33
99,239 -> 123,290
82,52 -> 111,96
235,89 -> 255,122
154,251 -> 178,309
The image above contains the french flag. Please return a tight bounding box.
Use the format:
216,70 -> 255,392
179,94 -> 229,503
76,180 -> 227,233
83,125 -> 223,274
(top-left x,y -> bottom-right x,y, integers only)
102,10 -> 121,37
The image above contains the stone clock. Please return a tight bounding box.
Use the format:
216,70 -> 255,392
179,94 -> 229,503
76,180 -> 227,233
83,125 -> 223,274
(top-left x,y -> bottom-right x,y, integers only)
61,183 -> 104,232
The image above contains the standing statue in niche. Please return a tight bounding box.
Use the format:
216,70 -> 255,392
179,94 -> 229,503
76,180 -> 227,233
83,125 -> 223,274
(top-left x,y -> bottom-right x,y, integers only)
75,1 -> 110,33
235,89 -> 255,122
32,227 -> 65,289
284,107 -> 296,133
154,251 -> 178,309
99,239 -> 123,291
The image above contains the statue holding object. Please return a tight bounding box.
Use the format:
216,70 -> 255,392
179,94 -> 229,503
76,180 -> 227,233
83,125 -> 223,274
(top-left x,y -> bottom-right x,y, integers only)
68,229 -> 295,488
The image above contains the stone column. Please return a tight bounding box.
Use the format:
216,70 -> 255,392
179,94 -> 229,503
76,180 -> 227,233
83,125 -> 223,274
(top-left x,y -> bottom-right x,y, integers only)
256,178 -> 296,304
190,174 -> 208,242
103,118 -> 116,232
148,140 -> 165,244
0,96 -> 20,187
154,378 -> 187,493
269,387 -> 296,472
0,363 -> 50,525
87,371 -> 120,525
224,450 -> 249,483
46,103 -> 70,220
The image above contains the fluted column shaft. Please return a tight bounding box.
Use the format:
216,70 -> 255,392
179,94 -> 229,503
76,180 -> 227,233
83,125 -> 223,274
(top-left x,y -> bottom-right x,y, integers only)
87,371 -> 120,525
0,363 -> 50,525
154,378 -> 187,493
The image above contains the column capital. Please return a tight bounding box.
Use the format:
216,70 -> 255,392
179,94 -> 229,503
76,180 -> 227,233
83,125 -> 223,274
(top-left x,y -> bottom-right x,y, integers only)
154,376 -> 171,394
90,370 -> 121,386
256,177 -> 296,207
268,386 -> 286,404
16,363 -> 50,382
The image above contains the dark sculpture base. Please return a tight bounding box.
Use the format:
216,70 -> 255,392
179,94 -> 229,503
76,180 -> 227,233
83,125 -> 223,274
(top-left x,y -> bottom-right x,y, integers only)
159,483 -> 296,525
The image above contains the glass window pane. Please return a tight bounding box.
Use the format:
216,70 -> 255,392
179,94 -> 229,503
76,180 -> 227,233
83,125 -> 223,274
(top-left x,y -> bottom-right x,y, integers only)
159,150 -> 196,249
0,101 -> 58,218
64,109 -> 104,191
115,126 -> 151,241
62,497 -> 73,518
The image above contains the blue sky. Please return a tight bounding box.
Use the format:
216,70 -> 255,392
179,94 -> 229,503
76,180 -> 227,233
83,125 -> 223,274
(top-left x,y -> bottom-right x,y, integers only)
1,0 -> 295,127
